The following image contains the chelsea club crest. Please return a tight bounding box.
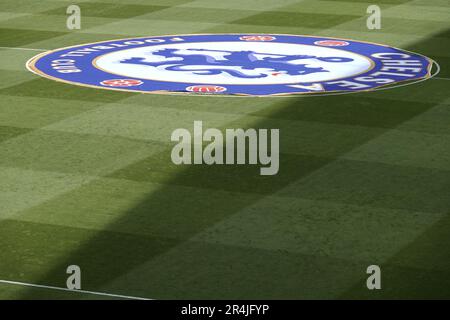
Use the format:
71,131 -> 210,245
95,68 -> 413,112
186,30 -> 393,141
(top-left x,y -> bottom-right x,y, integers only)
27,34 -> 435,96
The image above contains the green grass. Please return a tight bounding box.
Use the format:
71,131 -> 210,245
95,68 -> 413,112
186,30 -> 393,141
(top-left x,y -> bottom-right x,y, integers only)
0,28 -> 67,46
0,0 -> 449,300
42,3 -> 169,19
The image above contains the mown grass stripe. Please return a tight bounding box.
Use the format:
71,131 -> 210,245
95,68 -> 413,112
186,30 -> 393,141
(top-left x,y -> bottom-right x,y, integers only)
0,125 -> 32,143
341,213 -> 450,299
0,218 -> 179,290
0,129 -> 164,176
232,11 -> 357,28
0,95 -> 106,129
0,28 -> 66,47
0,79 -> 137,103
0,0 -> 67,14
42,3 -> 170,19
248,95 -> 437,129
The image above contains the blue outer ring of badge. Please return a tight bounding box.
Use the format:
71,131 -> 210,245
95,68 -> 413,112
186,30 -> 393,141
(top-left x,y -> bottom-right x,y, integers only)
27,34 -> 433,96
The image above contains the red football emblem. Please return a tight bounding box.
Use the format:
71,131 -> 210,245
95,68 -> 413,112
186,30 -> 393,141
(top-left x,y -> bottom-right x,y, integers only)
186,85 -> 227,93
100,79 -> 143,87
314,40 -> 349,47
239,35 -> 276,41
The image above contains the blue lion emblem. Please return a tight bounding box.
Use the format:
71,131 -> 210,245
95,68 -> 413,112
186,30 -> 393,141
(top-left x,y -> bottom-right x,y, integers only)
119,48 -> 354,79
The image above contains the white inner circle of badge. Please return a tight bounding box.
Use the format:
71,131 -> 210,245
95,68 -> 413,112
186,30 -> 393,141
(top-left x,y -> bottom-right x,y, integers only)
93,41 -> 373,85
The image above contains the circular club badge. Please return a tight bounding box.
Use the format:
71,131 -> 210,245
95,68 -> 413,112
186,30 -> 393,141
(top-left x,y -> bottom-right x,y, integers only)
27,34 -> 434,96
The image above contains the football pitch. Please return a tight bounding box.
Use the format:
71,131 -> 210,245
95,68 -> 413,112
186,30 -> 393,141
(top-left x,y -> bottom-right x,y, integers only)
0,0 -> 449,300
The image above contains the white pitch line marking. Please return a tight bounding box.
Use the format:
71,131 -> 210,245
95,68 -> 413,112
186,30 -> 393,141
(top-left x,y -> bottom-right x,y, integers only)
0,46 -> 48,52
435,77 -> 450,81
0,279 -> 152,300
